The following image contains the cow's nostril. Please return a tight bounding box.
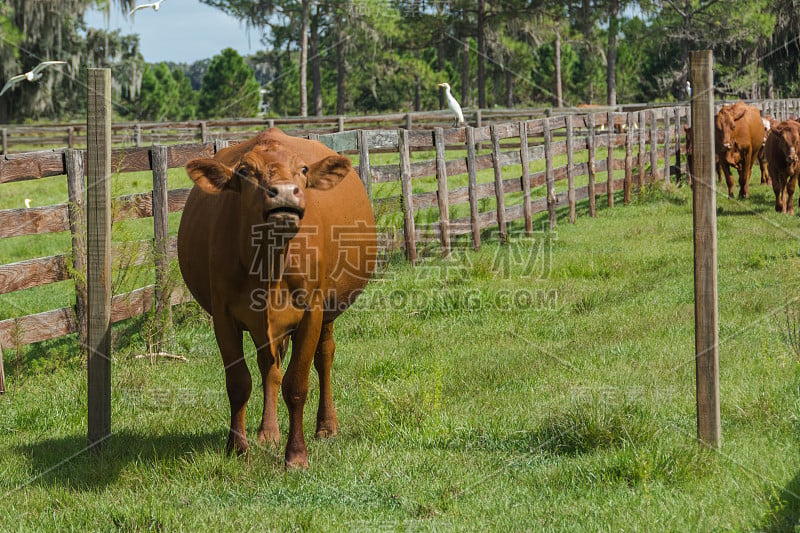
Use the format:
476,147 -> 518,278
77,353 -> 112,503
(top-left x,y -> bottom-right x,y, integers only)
266,186 -> 279,198
293,187 -> 300,197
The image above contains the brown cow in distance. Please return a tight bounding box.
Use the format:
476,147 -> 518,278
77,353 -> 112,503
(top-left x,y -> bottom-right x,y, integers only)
765,120 -> 800,213
178,129 -> 377,468
715,101 -> 770,198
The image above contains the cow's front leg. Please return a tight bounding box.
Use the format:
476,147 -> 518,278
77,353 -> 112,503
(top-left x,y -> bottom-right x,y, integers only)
721,163 -> 735,198
214,314 -> 251,456
787,175 -> 798,215
252,333 -> 288,448
314,321 -> 339,438
739,155 -> 753,199
758,149 -> 771,185
282,309 -> 324,469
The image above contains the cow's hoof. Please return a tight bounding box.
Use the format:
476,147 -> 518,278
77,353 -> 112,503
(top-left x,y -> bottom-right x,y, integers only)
285,454 -> 309,470
257,428 -> 281,448
315,426 -> 338,439
225,433 -> 250,458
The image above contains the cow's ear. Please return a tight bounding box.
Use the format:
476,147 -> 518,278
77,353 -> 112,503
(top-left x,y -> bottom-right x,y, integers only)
307,155 -> 351,191
186,158 -> 238,194
732,107 -> 747,121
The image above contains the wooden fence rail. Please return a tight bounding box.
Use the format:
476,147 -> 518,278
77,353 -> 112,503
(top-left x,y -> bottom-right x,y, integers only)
0,99 -> 797,361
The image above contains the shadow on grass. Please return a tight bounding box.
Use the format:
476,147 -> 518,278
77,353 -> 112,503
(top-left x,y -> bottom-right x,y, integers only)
762,469 -> 800,532
14,429 -> 224,493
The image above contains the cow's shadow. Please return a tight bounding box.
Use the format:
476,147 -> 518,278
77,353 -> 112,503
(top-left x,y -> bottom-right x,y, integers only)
14,429 -> 226,492
762,469 -> 800,532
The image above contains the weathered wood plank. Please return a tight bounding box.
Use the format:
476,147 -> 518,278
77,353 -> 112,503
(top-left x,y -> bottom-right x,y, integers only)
0,204 -> 70,238
434,128 -> 450,257
490,125 -> 507,243
607,111 -> 615,208
638,110 -> 646,187
624,113 -> 633,204
66,149 -> 88,351
0,254 -> 69,294
588,113 -> 597,217
519,121 -> 533,236
398,129 -> 417,264
466,127 -> 481,250
152,145 -> 171,348
566,115 -> 576,223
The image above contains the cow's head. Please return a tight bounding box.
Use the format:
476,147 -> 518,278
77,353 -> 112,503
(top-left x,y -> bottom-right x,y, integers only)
773,122 -> 800,171
714,105 -> 747,153
186,148 -> 352,231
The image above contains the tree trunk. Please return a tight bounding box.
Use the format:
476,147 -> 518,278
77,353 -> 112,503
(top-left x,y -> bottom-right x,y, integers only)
336,19 -> 345,114
437,35 -> 446,109
505,68 -> 513,107
299,0 -> 310,117
310,6 -> 322,116
477,0 -> 486,109
767,68 -> 774,99
555,32 -> 563,108
462,34 -> 469,106
606,0 -> 619,106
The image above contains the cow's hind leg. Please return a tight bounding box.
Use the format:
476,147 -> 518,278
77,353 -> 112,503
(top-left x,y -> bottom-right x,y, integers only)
739,156 -> 754,199
214,315 -> 251,456
758,147 -> 771,185
721,163 -> 735,198
314,321 -> 338,439
787,175 -> 798,215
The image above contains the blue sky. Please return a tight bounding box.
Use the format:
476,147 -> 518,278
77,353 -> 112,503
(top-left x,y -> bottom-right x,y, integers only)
84,0 -> 264,63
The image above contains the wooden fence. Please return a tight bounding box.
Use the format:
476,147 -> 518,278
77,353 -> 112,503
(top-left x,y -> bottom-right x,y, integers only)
0,99 -> 798,364
0,101 -> 753,155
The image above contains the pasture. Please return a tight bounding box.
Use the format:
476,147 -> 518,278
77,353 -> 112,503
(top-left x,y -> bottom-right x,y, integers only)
1,172 -> 799,530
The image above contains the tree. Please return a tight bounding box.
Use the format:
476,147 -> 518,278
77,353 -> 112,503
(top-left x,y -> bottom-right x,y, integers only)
198,48 -> 261,118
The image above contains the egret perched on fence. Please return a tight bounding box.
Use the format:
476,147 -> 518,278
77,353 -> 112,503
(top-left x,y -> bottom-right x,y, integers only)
129,0 -> 167,16
686,80 -> 692,100
0,61 -> 68,97
437,82 -> 465,126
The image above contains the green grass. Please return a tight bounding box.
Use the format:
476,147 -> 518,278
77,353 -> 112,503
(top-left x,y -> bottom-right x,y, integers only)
1,173 -> 799,530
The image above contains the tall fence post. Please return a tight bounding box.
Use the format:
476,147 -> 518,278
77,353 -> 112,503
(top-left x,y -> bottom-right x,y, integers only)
544,118 -> 556,229
518,121 -> 533,236
490,125 -> 507,242
624,112 -> 633,204
405,113 -> 412,131
607,111 -> 615,208
664,110 -> 672,185
1,128 -> 6,155
690,50 -> 721,450
466,126 -> 481,250
66,149 -> 88,353
86,68 -> 112,450
650,110 -> 659,182
638,111 -> 646,188
68,126 -> 75,149
674,107 -> 682,180
134,123 -> 142,147
434,127 -> 451,256
152,145 -> 171,351
566,115 -> 576,223
200,121 -> 208,144
338,115 -> 345,132
587,113 -> 597,217
357,129 -> 373,202
398,129 -> 417,264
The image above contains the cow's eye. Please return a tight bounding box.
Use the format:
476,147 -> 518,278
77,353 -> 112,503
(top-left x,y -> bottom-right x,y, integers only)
237,167 -> 250,178
301,166 -> 308,175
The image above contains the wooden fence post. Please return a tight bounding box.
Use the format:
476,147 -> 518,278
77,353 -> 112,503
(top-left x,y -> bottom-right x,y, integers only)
215,139 -> 229,153
587,113 -> 597,217
566,114 -> 576,223
357,129 -> 373,202
134,123 -> 142,147
1,128 -> 6,155
398,129 -> 417,264
650,110 -> 659,182
434,127 -> 451,256
607,111 -> 615,208
624,112 -> 633,204
638,110 -> 646,188
405,113 -> 412,130
544,117 -> 556,229
490,124 -> 507,242
664,110 -> 672,185
466,126 -> 481,250
86,68 -> 112,450
68,127 -> 75,149
675,107 -> 682,179
66,149 -> 88,353
152,145 -> 171,350
690,50 -> 721,450
519,121 -> 533,236
268,119 -> 275,129
200,121 -> 208,143
338,115 -> 345,132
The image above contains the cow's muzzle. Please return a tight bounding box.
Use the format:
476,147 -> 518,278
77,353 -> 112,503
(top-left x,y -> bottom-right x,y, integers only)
263,183 -> 305,225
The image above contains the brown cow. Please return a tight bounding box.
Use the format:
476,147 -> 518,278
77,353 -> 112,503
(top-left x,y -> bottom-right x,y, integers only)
765,120 -> 800,213
178,129 -> 376,468
714,101 -> 770,198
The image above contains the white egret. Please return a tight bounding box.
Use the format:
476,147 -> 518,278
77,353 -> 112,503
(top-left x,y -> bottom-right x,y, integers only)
437,82 -> 465,126
686,80 -> 692,99
129,0 -> 167,16
24,199 -> 31,209
0,61 -> 68,97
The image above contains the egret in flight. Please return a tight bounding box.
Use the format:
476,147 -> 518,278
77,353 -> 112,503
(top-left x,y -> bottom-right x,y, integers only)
0,61 -> 68,97
437,82 -> 465,127
129,0 -> 167,16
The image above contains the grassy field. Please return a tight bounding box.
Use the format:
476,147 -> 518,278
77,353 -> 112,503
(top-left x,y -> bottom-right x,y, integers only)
1,169 -> 799,530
